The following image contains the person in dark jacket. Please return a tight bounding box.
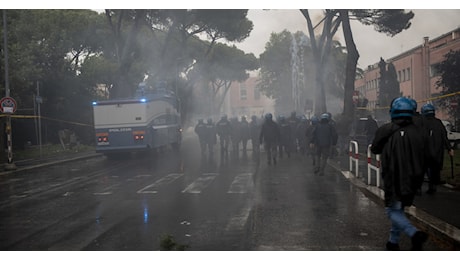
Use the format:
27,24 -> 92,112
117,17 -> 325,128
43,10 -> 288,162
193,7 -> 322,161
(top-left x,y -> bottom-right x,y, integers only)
278,115 -> 292,158
240,116 -> 251,156
309,113 -> 338,175
364,114 -> 379,145
229,117 -> 241,160
259,113 -> 280,165
249,115 -> 261,161
296,117 -> 309,156
287,111 -> 300,153
205,118 -> 217,161
371,97 -> 428,251
194,119 -> 207,158
410,98 -> 425,128
216,115 -> 232,160
421,103 -> 454,194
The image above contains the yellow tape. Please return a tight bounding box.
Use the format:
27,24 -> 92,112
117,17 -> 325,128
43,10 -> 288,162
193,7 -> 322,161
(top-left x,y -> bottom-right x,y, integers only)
0,114 -> 93,127
360,91 -> 460,110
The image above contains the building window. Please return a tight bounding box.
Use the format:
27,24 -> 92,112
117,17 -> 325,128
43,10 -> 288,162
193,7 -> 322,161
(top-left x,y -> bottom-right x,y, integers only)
240,84 -> 247,100
254,87 -> 260,100
407,68 -> 411,80
430,63 -> 441,77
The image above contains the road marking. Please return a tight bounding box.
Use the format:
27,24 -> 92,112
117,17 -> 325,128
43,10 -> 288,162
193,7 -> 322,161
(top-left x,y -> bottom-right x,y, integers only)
93,183 -> 120,195
228,173 -> 254,194
182,173 -> 218,193
225,200 -> 252,231
137,173 -> 183,194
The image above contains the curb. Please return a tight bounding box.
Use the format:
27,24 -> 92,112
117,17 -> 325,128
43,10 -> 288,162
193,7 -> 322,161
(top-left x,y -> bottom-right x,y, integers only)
329,159 -> 460,250
0,153 -> 103,176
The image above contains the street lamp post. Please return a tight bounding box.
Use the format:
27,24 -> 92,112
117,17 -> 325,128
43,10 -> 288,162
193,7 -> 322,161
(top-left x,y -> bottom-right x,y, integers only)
3,10 -> 17,170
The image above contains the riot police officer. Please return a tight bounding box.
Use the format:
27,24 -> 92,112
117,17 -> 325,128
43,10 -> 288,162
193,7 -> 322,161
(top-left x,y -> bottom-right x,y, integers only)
216,115 -> 232,160
194,119 -> 207,158
259,113 -> 280,165
250,115 -> 261,161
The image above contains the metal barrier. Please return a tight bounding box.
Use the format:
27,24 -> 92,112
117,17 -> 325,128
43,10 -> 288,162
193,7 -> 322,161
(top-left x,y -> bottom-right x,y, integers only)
367,144 -> 381,187
349,141 -> 359,177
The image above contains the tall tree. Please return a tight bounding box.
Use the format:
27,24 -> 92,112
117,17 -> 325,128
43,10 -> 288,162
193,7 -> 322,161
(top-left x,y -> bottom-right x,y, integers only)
258,30 -> 346,115
300,10 -> 341,114
299,9 -> 414,121
378,58 -> 401,107
435,50 -> 460,122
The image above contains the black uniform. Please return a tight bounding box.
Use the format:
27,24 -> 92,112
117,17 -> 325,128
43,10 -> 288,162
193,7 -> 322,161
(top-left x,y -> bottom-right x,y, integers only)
216,116 -> 232,159
278,117 -> 292,158
205,119 -> 217,161
371,118 -> 427,207
423,115 -> 452,193
310,118 -> 338,175
259,117 -> 280,165
194,120 -> 207,157
240,117 -> 250,155
249,116 -> 261,161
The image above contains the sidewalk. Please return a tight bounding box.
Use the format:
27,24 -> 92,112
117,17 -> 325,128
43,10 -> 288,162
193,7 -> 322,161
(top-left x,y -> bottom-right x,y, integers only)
329,153 -> 460,250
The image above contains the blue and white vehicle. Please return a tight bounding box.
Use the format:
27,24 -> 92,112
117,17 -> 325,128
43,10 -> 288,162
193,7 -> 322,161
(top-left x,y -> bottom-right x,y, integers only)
92,83 -> 182,156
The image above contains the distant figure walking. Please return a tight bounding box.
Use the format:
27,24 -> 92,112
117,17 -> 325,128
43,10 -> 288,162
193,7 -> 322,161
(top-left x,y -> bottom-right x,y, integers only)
365,114 -> 379,145
194,119 -> 207,158
309,113 -> 338,175
216,115 -> 232,161
421,103 -> 454,195
249,115 -> 261,161
259,113 -> 280,165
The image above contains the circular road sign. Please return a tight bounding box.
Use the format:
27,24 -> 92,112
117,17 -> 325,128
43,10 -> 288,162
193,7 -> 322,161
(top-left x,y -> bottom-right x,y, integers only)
0,97 -> 17,114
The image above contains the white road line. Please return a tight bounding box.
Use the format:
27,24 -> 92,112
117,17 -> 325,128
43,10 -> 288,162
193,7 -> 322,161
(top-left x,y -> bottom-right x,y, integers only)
225,200 -> 253,232
182,173 -> 218,193
137,173 -> 183,194
227,173 -> 254,194
93,183 -> 120,195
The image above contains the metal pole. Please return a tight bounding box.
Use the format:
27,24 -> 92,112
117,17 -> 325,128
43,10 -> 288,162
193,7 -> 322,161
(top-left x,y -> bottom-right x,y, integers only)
3,10 -> 16,170
37,82 -> 42,159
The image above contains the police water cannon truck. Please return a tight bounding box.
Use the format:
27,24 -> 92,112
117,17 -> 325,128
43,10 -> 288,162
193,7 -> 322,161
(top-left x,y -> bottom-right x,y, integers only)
92,82 -> 182,157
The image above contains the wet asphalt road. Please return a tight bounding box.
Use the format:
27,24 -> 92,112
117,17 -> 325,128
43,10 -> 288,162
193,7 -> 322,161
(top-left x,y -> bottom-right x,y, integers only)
0,131 -> 444,251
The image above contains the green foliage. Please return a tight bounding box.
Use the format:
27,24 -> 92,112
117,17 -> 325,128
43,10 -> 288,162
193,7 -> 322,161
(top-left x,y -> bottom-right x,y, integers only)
436,50 -> 460,120
0,9 -> 257,149
258,29 -> 346,114
378,60 -> 401,107
351,10 -> 414,37
159,234 -> 189,251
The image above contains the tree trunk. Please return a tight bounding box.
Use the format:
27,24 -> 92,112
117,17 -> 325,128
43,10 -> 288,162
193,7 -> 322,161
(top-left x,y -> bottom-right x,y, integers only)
340,10 -> 359,122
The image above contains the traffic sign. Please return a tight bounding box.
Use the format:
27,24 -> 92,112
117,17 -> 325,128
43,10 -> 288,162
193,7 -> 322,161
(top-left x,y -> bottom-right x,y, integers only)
0,96 -> 17,113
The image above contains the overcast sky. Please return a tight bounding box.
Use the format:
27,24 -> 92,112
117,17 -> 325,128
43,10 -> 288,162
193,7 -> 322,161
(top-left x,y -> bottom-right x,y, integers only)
233,9 -> 460,67
4,2 -> 460,68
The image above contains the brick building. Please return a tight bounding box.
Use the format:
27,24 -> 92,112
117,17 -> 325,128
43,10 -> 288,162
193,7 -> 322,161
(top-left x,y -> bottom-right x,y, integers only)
222,77 -> 275,119
355,27 -> 460,122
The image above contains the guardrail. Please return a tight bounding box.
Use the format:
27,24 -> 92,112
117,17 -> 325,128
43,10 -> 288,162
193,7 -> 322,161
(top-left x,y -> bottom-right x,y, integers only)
348,141 -> 382,188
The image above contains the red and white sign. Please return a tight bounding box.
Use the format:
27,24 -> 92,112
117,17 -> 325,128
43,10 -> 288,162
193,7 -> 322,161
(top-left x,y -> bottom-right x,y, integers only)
0,97 -> 17,113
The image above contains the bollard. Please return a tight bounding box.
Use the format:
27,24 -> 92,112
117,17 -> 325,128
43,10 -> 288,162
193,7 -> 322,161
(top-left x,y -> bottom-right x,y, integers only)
367,144 -> 381,187
349,141 -> 359,177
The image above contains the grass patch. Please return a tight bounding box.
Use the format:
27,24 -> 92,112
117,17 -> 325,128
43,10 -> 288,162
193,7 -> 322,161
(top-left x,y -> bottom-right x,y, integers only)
159,234 -> 189,251
441,151 -> 460,189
